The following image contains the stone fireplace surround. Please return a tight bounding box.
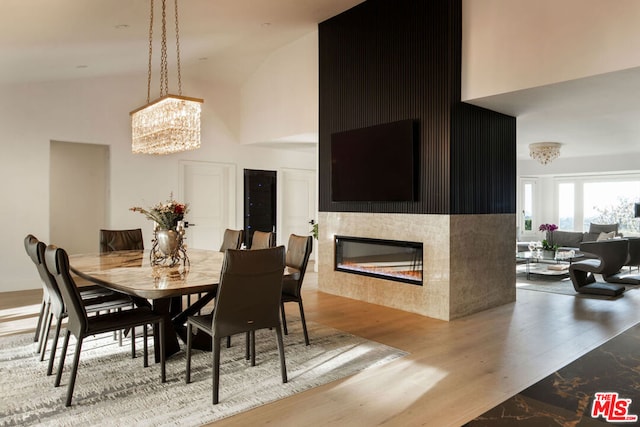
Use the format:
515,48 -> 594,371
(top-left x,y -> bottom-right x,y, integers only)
318,211 -> 516,321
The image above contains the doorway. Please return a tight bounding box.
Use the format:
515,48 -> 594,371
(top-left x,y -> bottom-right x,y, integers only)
50,141 -> 108,254
244,169 -> 277,248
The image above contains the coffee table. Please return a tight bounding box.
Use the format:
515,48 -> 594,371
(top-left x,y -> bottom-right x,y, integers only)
516,250 -> 582,280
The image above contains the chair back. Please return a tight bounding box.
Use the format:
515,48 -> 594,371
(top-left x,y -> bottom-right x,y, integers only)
24,235 -> 65,316
625,237 -> 640,268
284,234 -> 313,296
219,229 -> 243,252
212,247 -> 285,338
44,245 -> 89,336
580,239 -> 629,276
251,231 -> 274,250
99,229 -> 144,253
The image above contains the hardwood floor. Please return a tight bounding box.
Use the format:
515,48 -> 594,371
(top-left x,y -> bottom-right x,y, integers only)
3,272 -> 640,426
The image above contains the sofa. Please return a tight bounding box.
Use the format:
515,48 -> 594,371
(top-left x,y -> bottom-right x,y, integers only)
517,223 -> 620,252
547,223 -> 620,250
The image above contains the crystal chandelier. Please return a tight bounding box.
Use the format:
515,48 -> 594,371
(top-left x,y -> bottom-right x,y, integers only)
529,142 -> 561,165
130,0 -> 203,155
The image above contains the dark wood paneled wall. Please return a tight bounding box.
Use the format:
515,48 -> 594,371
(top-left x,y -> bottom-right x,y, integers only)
318,0 -> 516,215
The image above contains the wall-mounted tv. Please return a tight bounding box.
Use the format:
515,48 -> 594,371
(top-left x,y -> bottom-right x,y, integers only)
331,119 -> 419,202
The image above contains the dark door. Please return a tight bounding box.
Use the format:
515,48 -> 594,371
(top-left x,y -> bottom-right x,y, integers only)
244,169 -> 277,248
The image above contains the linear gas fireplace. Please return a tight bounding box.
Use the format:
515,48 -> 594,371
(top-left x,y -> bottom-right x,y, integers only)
334,235 -> 423,286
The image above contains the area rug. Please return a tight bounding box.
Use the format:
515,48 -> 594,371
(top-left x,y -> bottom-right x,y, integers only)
516,269 -> 639,298
464,321 -> 640,426
0,321 -> 407,426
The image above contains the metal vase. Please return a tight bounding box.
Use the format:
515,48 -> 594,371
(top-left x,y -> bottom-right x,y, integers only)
156,229 -> 180,256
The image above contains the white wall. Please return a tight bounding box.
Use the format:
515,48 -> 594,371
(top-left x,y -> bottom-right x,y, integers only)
240,31 -> 318,144
1,71 -> 316,292
462,0 -> 640,100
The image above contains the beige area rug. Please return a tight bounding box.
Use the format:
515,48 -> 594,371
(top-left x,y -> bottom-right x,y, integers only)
0,321 -> 406,426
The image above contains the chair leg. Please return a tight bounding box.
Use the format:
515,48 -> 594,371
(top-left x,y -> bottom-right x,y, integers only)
34,297 -> 46,342
250,330 -> 256,367
159,319 -> 166,383
143,324 -> 149,368
280,302 -> 288,335
55,330 -> 71,387
245,332 -> 250,361
185,322 -> 193,384
226,335 -> 231,348
37,303 -> 51,354
275,325 -> 288,383
39,312 -> 53,361
213,337 -> 221,404
47,318 -> 63,376
298,300 -> 309,346
131,325 -> 136,358
65,336 -> 83,407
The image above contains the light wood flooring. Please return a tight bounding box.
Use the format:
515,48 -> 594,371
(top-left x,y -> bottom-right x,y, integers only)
3,270 -> 640,427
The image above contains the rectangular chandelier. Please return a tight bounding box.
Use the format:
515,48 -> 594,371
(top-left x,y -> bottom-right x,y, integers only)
130,95 -> 204,155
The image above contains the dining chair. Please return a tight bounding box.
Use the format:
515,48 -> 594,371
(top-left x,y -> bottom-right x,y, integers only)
44,245 -> 166,407
185,246 -> 287,404
24,235 -> 135,377
251,230 -> 274,249
219,228 -> 243,252
281,234 -> 313,346
99,228 -> 145,344
99,228 -> 144,252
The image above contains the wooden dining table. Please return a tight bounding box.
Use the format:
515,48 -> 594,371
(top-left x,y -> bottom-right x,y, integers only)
69,249 -> 224,361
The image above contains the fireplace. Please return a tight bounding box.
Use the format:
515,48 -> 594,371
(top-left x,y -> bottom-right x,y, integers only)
334,235 -> 423,285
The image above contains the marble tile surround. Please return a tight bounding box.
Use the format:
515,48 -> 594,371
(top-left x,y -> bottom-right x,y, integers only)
318,212 -> 516,321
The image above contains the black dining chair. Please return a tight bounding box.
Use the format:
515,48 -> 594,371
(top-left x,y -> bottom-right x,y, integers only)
185,246 -> 287,404
281,234 -> 313,346
24,235 -> 134,376
219,228 -> 244,252
251,230 -> 274,249
99,228 -> 144,252
44,244 -> 166,407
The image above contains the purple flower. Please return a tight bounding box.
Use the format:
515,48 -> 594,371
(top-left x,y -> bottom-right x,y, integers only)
538,223 -> 558,232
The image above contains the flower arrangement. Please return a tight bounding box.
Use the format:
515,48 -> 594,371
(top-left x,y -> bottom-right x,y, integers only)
538,223 -> 558,233
130,194 -> 188,230
539,223 -> 559,251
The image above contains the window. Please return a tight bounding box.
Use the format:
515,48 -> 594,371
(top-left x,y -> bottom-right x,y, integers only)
558,183 -> 574,230
583,180 -> 640,234
520,174 -> 640,236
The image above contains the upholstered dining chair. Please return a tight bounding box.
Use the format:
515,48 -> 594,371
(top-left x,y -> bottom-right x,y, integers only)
185,246 -> 287,404
99,228 -> 144,252
569,239 -> 628,296
44,245 -> 166,407
24,235 -> 134,377
251,230 -> 274,250
281,234 -> 313,346
219,228 -> 243,252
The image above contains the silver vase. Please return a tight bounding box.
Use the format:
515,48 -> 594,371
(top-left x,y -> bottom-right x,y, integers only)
156,229 -> 180,256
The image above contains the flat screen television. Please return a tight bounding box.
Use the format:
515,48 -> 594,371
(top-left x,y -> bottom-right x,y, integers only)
331,119 -> 418,202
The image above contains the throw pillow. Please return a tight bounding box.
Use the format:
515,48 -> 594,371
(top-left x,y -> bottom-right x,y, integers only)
596,231 -> 616,241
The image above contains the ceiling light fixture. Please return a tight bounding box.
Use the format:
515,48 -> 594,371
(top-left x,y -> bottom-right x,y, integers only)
130,0 -> 203,155
529,142 -> 562,165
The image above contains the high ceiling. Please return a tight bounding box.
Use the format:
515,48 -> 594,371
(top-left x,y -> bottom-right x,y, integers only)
1,0 -> 638,161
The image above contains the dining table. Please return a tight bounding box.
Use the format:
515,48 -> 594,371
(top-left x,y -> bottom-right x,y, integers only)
69,248 -> 224,361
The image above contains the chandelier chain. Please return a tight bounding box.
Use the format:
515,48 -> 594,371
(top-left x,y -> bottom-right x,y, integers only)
174,0 -> 182,95
146,0 -> 154,103
160,0 -> 169,97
